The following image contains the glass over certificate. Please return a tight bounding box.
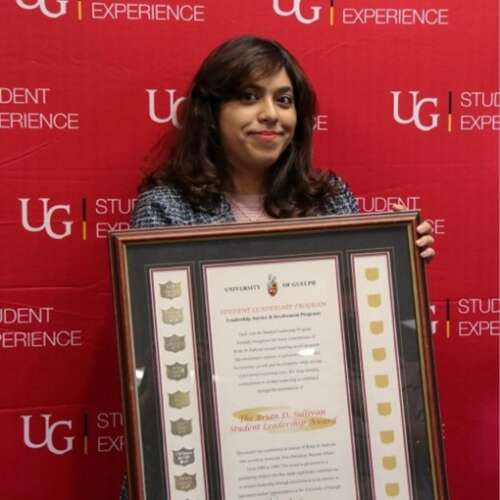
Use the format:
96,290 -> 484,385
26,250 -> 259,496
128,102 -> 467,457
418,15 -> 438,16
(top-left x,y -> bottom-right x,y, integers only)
109,212 -> 448,500
203,257 -> 358,499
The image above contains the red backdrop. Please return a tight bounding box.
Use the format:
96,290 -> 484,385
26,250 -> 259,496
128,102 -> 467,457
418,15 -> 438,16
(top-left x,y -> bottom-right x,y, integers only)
1,1 -> 498,499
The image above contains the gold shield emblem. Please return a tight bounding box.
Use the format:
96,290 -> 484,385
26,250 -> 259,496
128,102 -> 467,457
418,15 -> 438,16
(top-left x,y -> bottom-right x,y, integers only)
162,307 -> 184,325
173,447 -> 195,467
168,390 -> 190,409
166,363 -> 188,381
367,294 -> 382,308
365,267 -> 380,281
171,418 -> 192,437
159,281 -> 182,300
175,473 -> 196,492
164,335 -> 186,353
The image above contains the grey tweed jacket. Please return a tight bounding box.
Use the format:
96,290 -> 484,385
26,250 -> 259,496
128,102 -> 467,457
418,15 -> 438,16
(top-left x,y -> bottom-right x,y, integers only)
120,176 -> 357,500
131,178 -> 358,229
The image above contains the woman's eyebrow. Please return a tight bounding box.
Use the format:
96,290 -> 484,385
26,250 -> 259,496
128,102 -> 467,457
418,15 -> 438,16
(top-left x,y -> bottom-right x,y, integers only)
275,86 -> 294,93
243,83 -> 294,93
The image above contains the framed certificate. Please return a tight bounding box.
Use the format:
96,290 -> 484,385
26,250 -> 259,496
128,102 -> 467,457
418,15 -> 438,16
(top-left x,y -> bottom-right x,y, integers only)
109,212 -> 448,500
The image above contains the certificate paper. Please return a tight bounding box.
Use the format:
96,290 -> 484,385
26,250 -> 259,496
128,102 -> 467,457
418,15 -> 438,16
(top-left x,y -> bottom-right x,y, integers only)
351,253 -> 412,499
204,257 -> 358,500
150,267 -> 209,499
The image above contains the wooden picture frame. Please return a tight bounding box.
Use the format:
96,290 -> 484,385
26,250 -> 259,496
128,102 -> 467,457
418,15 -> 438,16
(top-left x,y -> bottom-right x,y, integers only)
109,211 -> 448,500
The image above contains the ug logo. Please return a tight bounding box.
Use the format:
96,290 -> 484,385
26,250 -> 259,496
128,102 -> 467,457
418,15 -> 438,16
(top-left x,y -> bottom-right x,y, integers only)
391,91 -> 440,131
21,414 -> 75,455
146,89 -> 186,129
19,198 -> 73,239
272,0 -> 322,25
15,0 -> 68,19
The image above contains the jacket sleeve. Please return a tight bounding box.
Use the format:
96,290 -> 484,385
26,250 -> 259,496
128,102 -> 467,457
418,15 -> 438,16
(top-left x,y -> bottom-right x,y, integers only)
122,186 -> 183,500
322,176 -> 359,215
130,188 -> 174,229
119,476 -> 128,500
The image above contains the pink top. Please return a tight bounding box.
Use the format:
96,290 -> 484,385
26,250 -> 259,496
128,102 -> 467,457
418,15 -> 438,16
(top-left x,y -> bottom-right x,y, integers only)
226,193 -> 274,222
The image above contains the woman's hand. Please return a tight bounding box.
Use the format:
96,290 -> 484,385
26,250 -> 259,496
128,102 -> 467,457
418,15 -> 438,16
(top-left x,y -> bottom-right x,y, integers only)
391,203 -> 435,261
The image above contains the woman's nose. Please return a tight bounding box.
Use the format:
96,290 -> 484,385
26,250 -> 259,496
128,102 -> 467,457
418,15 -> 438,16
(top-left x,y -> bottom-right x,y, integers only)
257,97 -> 278,122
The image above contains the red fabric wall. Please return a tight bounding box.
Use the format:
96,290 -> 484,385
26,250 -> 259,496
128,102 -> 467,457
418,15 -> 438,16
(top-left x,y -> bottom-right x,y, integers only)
1,1 -> 498,499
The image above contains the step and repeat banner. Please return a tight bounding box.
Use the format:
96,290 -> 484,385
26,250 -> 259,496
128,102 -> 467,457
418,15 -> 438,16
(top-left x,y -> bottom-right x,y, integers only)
1,1 -> 498,499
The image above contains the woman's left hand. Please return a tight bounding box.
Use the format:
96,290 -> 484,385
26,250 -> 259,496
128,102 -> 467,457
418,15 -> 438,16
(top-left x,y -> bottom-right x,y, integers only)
391,203 -> 435,261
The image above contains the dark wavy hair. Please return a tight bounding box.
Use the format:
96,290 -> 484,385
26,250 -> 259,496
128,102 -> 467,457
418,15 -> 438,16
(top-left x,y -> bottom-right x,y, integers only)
141,35 -> 338,217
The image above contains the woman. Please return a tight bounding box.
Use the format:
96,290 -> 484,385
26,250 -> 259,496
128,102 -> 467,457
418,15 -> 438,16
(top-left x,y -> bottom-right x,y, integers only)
131,35 -> 434,259
121,35 -> 434,500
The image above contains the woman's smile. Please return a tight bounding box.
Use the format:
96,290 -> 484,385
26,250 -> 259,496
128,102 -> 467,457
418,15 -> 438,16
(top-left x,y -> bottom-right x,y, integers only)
249,130 -> 284,144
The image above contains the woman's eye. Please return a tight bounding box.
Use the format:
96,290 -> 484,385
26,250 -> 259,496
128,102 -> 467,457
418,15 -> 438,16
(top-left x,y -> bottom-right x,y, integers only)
240,92 -> 258,103
278,94 -> 294,106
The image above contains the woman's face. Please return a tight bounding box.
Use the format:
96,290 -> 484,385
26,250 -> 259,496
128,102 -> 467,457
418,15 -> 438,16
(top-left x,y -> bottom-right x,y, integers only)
218,67 -> 297,176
